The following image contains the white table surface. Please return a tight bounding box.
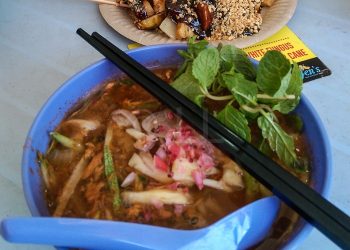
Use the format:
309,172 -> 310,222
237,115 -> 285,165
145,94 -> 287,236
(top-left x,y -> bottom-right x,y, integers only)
0,0 -> 349,249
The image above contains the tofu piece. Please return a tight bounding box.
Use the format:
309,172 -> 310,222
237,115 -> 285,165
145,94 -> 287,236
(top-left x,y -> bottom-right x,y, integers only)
175,23 -> 195,40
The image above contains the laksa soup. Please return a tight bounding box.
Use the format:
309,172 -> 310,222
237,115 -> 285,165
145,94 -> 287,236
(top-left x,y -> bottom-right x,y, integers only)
38,42 -> 311,247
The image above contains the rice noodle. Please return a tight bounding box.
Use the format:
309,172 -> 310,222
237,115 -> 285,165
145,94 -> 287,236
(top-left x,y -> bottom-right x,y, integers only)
53,146 -> 94,217
112,109 -> 141,130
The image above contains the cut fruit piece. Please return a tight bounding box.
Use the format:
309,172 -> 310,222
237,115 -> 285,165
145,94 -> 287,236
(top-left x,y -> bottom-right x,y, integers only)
143,0 -> 155,16
159,17 -> 177,39
152,0 -> 166,13
136,12 -> 166,30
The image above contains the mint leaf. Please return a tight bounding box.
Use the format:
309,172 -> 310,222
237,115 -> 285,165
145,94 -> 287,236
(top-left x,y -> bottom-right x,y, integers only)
222,73 -> 258,106
273,62 -> 303,113
257,113 -> 298,167
220,45 -> 257,80
174,59 -> 189,79
257,51 -> 291,96
285,114 -> 304,133
259,139 -> 273,157
187,37 -> 209,57
177,50 -> 193,60
171,63 -> 204,106
273,68 -> 292,97
192,48 -> 220,88
217,105 -> 251,142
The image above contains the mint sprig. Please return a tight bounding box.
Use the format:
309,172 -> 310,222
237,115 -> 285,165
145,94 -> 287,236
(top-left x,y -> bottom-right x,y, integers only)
171,38 -> 305,171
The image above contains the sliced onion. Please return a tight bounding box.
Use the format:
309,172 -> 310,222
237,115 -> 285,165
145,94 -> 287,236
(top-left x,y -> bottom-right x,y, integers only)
134,134 -> 158,152
129,153 -> 172,183
121,172 -> 137,188
141,109 -> 180,136
139,152 -> 154,169
47,148 -> 75,167
222,167 -> 244,189
112,109 -> 141,131
205,167 -> 219,176
64,119 -> 100,133
126,128 -> 146,140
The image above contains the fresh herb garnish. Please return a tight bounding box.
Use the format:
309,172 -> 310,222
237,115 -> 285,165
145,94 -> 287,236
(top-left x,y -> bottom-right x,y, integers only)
219,45 -> 257,80
171,63 -> 204,106
172,38 -> 305,171
217,105 -> 251,142
192,48 -> 220,88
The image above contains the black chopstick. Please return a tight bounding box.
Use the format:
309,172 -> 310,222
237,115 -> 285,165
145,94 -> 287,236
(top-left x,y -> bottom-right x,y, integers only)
77,28 -> 350,248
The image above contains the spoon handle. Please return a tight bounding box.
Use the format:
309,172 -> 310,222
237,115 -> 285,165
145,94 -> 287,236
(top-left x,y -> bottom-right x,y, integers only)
1,217 -> 193,250
1,197 -> 279,250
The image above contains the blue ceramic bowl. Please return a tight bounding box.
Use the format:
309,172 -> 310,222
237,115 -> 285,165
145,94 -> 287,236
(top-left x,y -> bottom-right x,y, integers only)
22,44 -> 332,249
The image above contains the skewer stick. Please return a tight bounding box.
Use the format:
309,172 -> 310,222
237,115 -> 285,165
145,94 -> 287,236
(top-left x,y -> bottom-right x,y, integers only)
87,0 -> 130,8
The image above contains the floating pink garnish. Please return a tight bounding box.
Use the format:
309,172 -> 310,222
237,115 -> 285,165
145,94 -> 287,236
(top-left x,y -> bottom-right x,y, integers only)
152,199 -> 164,209
192,170 -> 205,190
174,204 -> 185,216
168,182 -> 180,190
198,153 -> 215,169
155,146 -> 167,160
167,111 -> 175,120
144,211 -> 152,222
154,155 -> 169,172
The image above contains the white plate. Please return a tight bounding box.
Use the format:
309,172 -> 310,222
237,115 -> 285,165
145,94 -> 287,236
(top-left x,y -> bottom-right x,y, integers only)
99,0 -> 297,48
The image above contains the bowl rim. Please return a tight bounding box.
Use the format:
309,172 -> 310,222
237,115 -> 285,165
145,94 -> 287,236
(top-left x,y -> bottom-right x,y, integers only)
21,44 -> 332,249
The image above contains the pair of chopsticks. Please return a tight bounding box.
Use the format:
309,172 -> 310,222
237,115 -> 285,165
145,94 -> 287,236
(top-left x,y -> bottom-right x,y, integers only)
76,28 -> 350,248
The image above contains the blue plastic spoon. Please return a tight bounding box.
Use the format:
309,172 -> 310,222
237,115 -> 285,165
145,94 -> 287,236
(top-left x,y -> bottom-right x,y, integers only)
1,196 -> 279,250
